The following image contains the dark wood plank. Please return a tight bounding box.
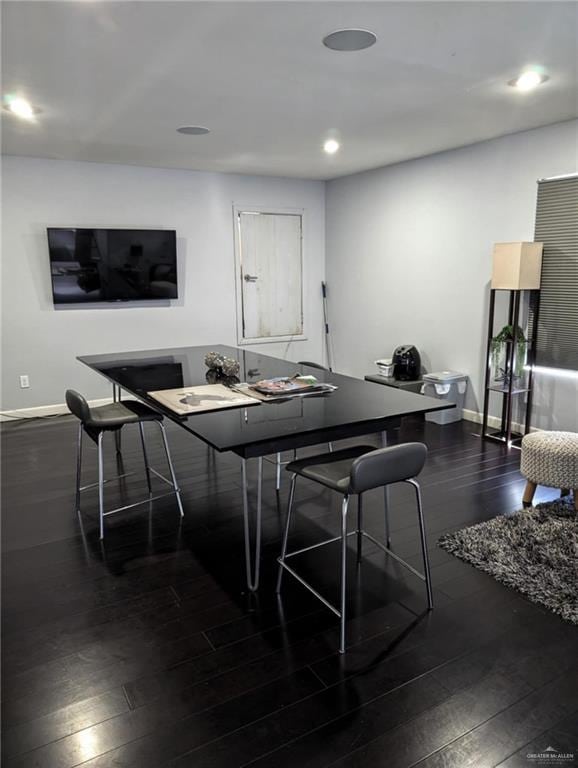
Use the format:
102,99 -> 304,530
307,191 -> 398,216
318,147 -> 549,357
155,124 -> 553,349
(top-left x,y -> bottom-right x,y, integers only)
3,669 -> 323,768
170,663 -> 531,768
411,668 -> 578,768
170,592 -> 564,768
2,414 -> 576,768
1,689 -> 130,760
314,670 -> 535,768
125,600 -> 413,710
495,709 -> 578,767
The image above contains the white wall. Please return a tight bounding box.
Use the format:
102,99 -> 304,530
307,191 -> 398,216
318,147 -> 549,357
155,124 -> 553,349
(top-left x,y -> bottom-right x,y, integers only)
326,120 -> 578,431
1,156 -> 325,410
4,123 -> 577,427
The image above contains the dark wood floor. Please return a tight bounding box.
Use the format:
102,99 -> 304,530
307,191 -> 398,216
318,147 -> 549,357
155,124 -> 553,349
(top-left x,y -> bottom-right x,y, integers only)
2,414 -> 577,768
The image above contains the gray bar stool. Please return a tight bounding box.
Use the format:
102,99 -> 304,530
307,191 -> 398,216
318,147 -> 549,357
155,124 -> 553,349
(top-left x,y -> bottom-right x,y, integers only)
272,360 -> 333,490
276,442 -> 433,653
66,390 -> 184,539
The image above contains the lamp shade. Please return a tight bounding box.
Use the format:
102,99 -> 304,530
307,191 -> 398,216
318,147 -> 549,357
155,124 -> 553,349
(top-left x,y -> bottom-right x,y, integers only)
491,242 -> 543,290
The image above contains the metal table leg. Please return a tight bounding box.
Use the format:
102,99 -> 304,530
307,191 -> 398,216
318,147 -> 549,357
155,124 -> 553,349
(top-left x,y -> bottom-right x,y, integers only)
241,457 -> 263,592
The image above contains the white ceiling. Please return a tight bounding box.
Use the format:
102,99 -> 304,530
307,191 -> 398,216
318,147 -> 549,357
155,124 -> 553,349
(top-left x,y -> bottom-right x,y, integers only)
2,1 -> 577,180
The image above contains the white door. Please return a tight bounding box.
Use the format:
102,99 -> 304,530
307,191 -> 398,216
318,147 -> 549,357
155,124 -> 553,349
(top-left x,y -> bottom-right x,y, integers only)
235,209 -> 304,344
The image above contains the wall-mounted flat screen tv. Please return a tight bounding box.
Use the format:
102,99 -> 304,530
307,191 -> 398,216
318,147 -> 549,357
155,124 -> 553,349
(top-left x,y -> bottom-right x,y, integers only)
47,228 -> 178,304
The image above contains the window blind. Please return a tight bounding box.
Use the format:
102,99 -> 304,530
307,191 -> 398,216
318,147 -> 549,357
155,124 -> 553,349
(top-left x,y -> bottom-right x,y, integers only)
533,175 -> 578,371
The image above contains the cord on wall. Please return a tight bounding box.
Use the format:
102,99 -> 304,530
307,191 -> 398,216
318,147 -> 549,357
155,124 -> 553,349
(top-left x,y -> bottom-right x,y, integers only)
322,281 -> 334,371
0,396 -> 113,423
0,412 -> 63,421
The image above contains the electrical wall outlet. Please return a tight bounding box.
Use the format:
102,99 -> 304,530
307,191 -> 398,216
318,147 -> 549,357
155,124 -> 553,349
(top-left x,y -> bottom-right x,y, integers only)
19,375 -> 30,389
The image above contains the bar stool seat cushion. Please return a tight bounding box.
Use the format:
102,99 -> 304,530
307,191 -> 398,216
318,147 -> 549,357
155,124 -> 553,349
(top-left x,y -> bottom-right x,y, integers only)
286,445 -> 374,493
85,400 -> 163,430
287,442 -> 429,495
521,431 -> 578,489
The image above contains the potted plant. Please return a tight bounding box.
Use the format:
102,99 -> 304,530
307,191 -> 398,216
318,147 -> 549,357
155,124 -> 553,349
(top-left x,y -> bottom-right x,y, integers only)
490,324 -> 528,385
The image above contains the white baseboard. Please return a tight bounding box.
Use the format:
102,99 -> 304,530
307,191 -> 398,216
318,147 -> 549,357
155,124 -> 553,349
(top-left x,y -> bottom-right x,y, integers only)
462,408 -> 539,434
0,397 -> 113,422
462,408 -> 495,427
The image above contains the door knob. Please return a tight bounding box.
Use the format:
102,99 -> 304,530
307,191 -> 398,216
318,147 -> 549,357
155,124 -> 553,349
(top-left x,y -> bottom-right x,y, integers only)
244,274 -> 259,282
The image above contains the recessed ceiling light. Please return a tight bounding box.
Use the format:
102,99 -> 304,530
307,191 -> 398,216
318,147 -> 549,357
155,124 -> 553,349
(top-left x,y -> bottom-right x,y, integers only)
323,139 -> 340,155
322,29 -> 377,52
3,96 -> 40,119
176,125 -> 210,135
508,70 -> 549,91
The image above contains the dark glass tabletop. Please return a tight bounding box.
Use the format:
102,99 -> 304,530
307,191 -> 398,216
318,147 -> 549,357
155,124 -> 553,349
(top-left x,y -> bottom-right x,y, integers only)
78,345 -> 452,457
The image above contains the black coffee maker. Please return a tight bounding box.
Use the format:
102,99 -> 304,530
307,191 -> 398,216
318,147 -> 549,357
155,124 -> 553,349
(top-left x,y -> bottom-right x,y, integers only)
392,345 -> 421,381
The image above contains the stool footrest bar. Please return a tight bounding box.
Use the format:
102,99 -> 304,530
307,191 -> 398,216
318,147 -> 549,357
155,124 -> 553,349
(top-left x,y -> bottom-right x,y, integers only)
149,467 -> 175,487
264,455 -> 292,467
277,559 -> 341,617
80,472 -> 135,491
278,528 -> 427,623
362,531 -> 426,582
102,489 -> 180,517
284,530 -> 357,560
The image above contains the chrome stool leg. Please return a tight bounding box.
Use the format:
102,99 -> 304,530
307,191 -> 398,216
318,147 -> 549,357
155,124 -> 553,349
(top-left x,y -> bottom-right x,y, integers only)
98,431 -> 105,540
158,422 -> 184,517
112,384 -> 122,455
381,431 -> 391,546
276,473 -> 297,593
75,422 -> 83,514
138,423 -> 152,494
276,452 -> 282,491
356,493 -> 363,563
406,478 -> 433,610
339,495 -> 350,654
383,489 -> 391,548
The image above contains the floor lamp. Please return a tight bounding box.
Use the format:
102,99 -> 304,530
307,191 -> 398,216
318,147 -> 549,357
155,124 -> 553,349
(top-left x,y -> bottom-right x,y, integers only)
481,241 -> 543,446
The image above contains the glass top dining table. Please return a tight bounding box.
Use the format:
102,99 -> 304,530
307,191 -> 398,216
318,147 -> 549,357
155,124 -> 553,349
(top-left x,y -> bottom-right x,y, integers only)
78,344 -> 453,591
78,344 -> 451,458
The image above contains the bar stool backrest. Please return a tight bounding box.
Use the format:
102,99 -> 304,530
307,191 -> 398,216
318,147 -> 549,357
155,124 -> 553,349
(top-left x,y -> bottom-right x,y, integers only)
349,442 -> 427,493
297,361 -> 329,371
65,389 -> 91,424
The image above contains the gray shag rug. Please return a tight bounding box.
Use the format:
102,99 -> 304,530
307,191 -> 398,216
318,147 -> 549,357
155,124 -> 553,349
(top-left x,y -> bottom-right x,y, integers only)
438,497 -> 578,625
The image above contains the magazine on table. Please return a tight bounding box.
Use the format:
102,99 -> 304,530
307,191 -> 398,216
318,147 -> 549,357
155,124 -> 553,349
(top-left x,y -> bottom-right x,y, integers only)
234,375 -> 338,402
147,384 -> 259,415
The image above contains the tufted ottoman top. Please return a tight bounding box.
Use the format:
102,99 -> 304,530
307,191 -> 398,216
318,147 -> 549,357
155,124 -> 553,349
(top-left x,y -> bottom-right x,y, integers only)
521,431 -> 578,489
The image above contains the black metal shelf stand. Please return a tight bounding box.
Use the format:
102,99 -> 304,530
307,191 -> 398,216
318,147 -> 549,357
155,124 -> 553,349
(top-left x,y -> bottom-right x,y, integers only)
481,288 -> 540,447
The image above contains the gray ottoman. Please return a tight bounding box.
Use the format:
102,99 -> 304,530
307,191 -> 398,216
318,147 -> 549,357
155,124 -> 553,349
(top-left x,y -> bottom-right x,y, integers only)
521,431 -> 578,510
